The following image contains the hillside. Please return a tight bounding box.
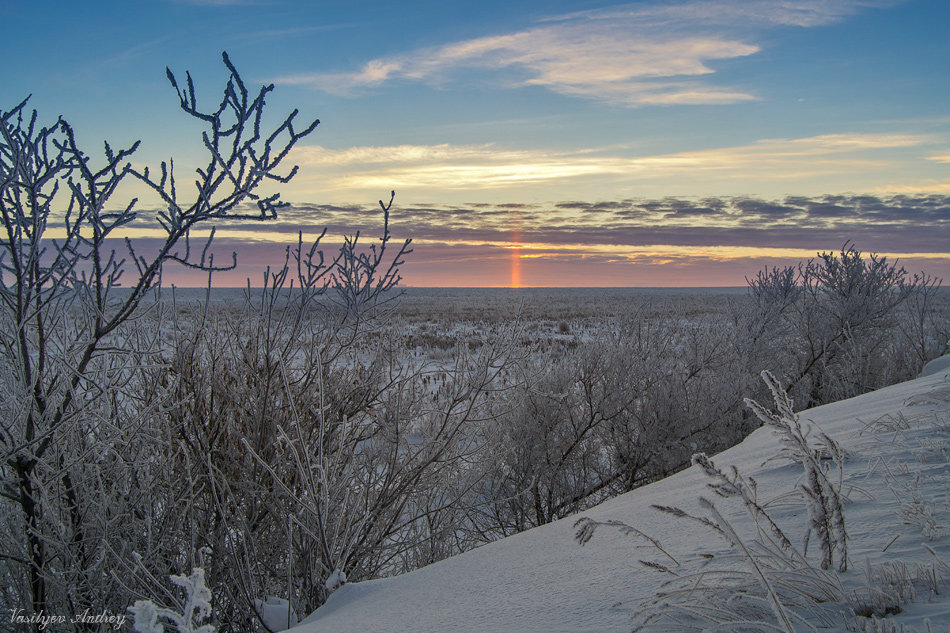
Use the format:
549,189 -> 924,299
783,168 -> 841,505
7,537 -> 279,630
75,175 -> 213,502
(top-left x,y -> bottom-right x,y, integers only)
294,358 -> 950,633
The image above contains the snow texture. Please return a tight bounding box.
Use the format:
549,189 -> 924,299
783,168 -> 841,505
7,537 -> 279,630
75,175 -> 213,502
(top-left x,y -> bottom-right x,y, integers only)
294,357 -> 950,633
253,597 -> 298,632
921,355 -> 950,378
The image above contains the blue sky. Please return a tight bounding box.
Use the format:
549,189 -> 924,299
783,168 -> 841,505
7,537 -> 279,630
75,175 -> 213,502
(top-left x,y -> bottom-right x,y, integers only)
3,0 -> 948,286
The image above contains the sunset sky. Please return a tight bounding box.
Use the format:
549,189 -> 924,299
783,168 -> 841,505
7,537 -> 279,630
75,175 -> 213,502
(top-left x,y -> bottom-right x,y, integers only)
2,0 -> 948,287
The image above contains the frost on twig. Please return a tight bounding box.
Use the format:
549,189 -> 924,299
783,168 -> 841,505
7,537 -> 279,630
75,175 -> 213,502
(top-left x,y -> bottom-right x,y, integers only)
128,568 -> 215,633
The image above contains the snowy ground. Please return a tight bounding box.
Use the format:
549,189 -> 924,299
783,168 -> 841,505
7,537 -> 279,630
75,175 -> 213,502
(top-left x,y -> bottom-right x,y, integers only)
295,358 -> 950,633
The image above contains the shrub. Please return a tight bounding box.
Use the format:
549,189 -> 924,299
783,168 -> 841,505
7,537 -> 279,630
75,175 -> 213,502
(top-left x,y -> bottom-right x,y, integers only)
0,52 -> 319,622
743,243 -> 943,407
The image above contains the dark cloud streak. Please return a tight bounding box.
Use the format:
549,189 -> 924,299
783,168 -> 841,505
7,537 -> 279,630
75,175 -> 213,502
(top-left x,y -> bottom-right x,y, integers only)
115,194 -> 949,286
123,194 -> 949,251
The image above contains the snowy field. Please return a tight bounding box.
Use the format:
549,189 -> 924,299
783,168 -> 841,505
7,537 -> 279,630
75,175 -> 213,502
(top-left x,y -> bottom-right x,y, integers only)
7,277 -> 948,631
296,357 -> 950,633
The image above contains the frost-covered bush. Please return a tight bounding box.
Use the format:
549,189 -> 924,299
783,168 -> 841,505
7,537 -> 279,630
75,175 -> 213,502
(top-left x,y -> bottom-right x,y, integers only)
743,243 -> 944,407
467,339 -> 633,535
151,234 -> 523,622
129,568 -> 215,633
0,53 -> 318,624
464,310 -> 756,542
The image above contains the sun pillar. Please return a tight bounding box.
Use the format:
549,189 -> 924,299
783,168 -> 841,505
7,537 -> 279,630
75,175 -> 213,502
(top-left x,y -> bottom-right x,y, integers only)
510,209 -> 522,288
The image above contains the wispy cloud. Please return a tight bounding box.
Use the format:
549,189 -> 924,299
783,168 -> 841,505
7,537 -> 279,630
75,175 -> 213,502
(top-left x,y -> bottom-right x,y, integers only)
545,0 -> 899,29
289,132 -> 933,192
279,27 -> 759,105
276,0 -> 894,106
870,181 -> 950,194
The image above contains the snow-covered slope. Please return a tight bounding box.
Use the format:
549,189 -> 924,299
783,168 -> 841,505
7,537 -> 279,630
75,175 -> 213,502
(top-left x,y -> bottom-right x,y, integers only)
296,361 -> 950,633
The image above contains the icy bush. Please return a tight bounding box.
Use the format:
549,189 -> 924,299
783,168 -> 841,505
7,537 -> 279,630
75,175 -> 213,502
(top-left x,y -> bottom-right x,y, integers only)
1,52 -> 319,625
129,568 -> 215,633
743,243 -> 945,407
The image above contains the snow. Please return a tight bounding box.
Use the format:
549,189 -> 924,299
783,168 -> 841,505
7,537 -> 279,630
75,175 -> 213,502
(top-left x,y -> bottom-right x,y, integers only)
253,597 -> 299,632
294,358 -> 950,633
130,568 -> 215,633
922,355 -> 950,378
324,570 -> 347,594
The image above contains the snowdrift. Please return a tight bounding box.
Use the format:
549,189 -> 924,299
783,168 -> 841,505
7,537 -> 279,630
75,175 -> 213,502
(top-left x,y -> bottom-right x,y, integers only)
295,360 -> 950,633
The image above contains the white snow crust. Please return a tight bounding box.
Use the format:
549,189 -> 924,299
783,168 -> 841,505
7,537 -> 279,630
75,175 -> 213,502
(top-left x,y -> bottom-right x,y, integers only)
254,597 -> 298,631
922,355 -> 950,378
294,358 -> 950,633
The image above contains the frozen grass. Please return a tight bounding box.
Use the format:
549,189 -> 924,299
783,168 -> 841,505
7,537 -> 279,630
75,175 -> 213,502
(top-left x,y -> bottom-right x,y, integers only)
575,377 -> 854,633
580,373 -> 949,633
745,371 -> 849,572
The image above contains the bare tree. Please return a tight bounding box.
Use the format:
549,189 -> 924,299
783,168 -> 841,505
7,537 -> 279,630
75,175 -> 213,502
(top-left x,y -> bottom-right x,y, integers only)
0,52 -> 318,623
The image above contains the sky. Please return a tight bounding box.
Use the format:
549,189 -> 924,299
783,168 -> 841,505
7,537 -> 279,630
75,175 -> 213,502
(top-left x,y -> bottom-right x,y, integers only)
2,0 -> 948,287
